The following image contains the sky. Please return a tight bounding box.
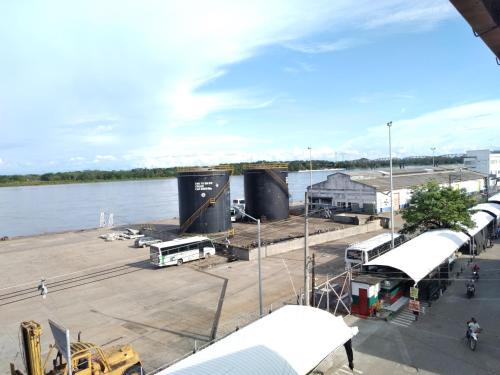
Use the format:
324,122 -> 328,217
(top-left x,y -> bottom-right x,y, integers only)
0,0 -> 499,174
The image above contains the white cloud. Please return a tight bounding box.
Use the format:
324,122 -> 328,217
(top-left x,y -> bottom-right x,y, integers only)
342,100 -> 500,158
283,62 -> 316,74
93,155 -> 117,163
0,0 -> 459,173
286,39 -> 358,54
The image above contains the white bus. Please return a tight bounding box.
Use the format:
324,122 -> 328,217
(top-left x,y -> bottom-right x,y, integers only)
150,236 -> 216,267
345,233 -> 404,270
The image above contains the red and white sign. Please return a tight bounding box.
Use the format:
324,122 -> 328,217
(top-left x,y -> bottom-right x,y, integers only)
409,299 -> 420,312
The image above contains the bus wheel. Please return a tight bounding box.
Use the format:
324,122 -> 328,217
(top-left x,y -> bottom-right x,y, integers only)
177,259 -> 183,266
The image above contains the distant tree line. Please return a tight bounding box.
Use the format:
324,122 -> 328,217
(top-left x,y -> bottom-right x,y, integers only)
0,155 -> 464,187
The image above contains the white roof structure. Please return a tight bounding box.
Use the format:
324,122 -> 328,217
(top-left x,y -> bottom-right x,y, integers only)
347,232 -> 401,252
488,192 -> 500,204
471,203 -> 500,218
364,230 -> 469,284
161,305 -> 359,375
466,212 -> 495,237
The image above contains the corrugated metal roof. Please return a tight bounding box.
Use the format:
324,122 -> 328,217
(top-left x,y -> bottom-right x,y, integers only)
161,305 -> 358,375
467,211 -> 494,236
471,202 -> 500,217
451,0 -> 500,60
359,170 -> 484,191
489,192 -> 500,203
365,230 -> 469,284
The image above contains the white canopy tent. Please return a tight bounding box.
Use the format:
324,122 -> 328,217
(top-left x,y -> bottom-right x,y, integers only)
161,305 -> 359,375
364,230 -> 469,285
488,192 -> 500,204
471,203 -> 500,218
466,211 -> 494,237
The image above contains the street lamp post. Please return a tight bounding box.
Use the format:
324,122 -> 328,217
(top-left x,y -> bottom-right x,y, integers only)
387,121 -> 395,249
234,206 -> 263,317
304,191 -> 310,306
431,147 -> 436,168
308,146 -> 313,191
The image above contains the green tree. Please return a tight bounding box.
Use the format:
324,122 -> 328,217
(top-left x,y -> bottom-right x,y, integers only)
401,181 -> 475,234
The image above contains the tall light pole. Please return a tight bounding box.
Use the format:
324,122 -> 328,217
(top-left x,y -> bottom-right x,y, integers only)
234,207 -> 263,317
431,147 -> 436,168
308,146 -> 313,191
304,191 -> 310,306
387,121 -> 395,249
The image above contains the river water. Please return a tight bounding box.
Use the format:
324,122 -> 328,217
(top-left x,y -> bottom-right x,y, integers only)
0,170 -> 338,237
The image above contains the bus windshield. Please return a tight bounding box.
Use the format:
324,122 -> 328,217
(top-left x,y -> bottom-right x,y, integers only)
346,249 -> 363,260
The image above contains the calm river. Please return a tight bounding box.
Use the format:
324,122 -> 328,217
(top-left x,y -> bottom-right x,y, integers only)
0,170 -> 338,237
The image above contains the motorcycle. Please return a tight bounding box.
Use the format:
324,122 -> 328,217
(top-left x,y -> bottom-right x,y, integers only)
466,283 -> 475,298
473,270 -> 479,281
466,328 -> 481,351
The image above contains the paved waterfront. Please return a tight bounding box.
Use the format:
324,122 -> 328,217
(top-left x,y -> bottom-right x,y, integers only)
0,223 -> 383,372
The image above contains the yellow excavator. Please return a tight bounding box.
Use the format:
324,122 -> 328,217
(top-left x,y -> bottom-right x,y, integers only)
10,321 -> 143,375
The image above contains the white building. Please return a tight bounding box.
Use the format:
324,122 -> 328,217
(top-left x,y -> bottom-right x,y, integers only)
308,169 -> 485,214
464,149 -> 500,178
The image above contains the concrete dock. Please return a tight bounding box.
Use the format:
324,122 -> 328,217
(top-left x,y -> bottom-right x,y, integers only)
0,222 -> 386,372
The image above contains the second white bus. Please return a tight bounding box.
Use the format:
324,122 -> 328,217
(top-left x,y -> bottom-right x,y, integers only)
150,236 -> 216,267
345,233 -> 404,270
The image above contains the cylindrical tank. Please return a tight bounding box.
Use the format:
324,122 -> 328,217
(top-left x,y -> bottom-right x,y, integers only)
244,164 -> 289,221
177,168 -> 231,234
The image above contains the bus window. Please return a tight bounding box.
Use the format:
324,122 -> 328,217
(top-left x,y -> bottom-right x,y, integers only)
167,247 -> 179,255
367,249 -> 379,261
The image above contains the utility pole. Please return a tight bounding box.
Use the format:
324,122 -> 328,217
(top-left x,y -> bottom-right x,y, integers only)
387,121 -> 395,249
431,147 -> 436,168
234,206 -> 263,316
308,146 -> 313,191
257,218 -> 263,317
304,191 -> 310,306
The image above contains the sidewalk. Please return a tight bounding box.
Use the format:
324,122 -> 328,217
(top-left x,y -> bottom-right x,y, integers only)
319,238 -> 500,375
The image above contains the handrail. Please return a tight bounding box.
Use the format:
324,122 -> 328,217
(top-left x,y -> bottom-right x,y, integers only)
176,166 -> 233,173
264,168 -> 290,197
244,163 -> 288,170
179,179 -> 230,233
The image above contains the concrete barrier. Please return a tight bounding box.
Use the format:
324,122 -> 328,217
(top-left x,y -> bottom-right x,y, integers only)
233,220 -> 382,261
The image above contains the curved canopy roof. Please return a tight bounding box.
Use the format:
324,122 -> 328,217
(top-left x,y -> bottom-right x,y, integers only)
161,305 -> 358,375
364,230 -> 469,284
467,211 -> 495,236
489,192 -> 500,204
471,202 -> 500,218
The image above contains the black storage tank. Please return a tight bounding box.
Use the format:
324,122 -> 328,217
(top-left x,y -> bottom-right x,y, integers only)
177,167 -> 232,234
244,164 -> 289,221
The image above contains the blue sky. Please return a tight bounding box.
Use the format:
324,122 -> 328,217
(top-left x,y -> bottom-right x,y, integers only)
0,0 -> 499,174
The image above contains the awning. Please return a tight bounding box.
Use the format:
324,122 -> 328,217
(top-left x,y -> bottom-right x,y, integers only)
471,202 -> 500,218
161,305 -> 358,375
364,230 -> 469,284
450,0 -> 500,60
467,211 -> 495,236
489,192 -> 500,204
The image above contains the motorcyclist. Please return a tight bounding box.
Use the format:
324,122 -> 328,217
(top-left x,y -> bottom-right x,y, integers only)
466,317 -> 481,339
466,279 -> 475,298
472,264 -> 480,273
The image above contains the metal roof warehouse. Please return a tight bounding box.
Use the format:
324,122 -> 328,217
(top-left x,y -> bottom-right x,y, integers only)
308,169 -> 485,214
